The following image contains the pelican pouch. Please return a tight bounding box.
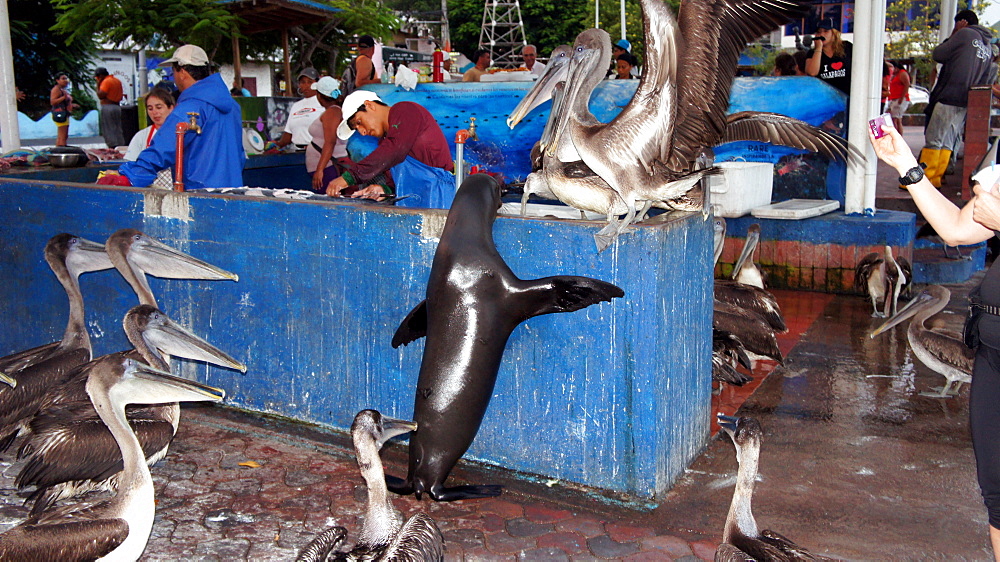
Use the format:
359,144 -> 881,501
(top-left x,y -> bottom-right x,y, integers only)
965,286 -> 997,349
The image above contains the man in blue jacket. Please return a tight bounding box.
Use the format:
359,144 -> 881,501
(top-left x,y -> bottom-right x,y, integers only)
111,44 -> 245,189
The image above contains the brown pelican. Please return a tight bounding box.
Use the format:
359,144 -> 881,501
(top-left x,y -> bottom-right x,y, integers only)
507,44 -> 571,130
0,234 -> 112,387
17,305 -> 245,513
870,285 -> 972,397
732,224 -> 766,289
552,0 -> 851,250
0,358 -> 224,560
297,410 -> 444,561
715,414 -> 821,561
713,330 -> 753,388
105,228 -> 239,307
855,246 -> 911,318
713,217 -> 728,267
714,299 -> 783,365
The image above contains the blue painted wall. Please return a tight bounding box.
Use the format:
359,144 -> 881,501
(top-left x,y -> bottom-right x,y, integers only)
0,178 -> 713,499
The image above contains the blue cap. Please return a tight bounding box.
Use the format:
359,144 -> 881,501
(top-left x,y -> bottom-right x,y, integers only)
615,39 -> 631,52
817,18 -> 836,31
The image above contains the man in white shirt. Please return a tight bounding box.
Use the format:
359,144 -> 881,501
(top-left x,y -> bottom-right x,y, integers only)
273,67 -> 323,150
523,45 -> 546,76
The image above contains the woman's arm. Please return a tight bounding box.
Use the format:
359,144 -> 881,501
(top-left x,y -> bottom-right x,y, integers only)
870,124 -> 994,245
805,48 -> 822,77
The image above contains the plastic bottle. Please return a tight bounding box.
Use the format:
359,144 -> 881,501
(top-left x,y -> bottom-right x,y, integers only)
386,63 -> 395,84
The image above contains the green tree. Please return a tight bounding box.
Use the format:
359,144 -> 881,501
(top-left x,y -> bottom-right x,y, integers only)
884,0 -> 984,87
10,0 -> 96,119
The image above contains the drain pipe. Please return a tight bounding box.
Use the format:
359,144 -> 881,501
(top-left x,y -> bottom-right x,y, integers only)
454,116 -> 477,191
173,112 -> 201,192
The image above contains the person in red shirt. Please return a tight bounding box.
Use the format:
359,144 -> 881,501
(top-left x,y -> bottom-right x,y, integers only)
326,91 -> 455,209
95,67 -> 125,148
886,60 -> 911,134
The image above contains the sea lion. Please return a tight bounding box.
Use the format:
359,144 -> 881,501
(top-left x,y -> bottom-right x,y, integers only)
390,173 -> 624,501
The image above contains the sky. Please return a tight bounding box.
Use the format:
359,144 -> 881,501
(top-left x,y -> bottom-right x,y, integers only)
983,1 -> 1000,26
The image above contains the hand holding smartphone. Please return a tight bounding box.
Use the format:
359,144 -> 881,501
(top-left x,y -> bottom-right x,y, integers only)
869,112 -> 893,139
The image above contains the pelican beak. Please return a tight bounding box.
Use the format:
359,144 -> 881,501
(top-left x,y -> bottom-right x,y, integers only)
732,227 -> 760,280
869,292 -> 931,338
67,237 -> 115,274
130,235 -> 239,282
376,415 -> 418,449
125,359 -> 226,404
717,413 -> 739,437
143,315 -> 247,373
0,371 -> 16,389
507,60 -> 568,129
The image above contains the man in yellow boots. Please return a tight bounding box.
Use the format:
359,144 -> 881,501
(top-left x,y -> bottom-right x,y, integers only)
912,10 -> 994,189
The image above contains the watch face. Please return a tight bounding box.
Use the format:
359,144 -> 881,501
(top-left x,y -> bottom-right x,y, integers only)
902,166 -> 924,184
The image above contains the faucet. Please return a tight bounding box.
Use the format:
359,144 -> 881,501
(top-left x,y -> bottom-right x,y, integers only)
174,112 -> 202,192
467,116 -> 478,141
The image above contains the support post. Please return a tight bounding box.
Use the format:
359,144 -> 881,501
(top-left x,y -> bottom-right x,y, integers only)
232,34 -> 243,94
844,0 -> 884,215
282,29 -> 292,96
0,0 -> 21,152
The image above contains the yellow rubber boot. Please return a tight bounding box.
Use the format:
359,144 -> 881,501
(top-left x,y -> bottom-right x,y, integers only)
935,148 -> 953,187
917,148 -> 944,188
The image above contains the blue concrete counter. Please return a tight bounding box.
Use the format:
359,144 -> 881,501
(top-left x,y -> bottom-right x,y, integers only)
0,178 -> 713,500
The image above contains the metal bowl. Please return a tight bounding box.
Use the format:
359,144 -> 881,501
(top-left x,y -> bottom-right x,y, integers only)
48,153 -> 89,168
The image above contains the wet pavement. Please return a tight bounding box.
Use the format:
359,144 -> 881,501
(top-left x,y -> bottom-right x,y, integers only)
0,282 -> 988,560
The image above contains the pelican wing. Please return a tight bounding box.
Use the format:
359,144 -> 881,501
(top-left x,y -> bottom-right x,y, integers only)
715,281 -> 786,333
381,513 -> 445,561
923,329 -> 975,375
759,528 -> 822,559
668,0 -> 811,171
0,518 -> 128,560
714,300 -> 783,363
722,112 -> 852,162
0,341 -> 61,375
296,526 -> 348,562
18,401 -> 174,492
714,542 -> 757,561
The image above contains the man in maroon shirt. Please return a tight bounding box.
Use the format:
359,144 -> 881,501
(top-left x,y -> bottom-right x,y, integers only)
327,91 -> 456,208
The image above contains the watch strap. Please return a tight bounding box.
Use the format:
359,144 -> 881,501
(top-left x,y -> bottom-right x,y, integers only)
898,165 -> 924,186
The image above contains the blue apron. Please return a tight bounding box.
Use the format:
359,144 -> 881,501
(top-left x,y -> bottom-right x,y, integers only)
389,155 -> 455,209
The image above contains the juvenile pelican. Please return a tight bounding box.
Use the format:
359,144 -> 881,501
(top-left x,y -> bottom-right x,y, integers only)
713,330 -> 753,388
0,358 -> 224,561
715,414 -> 820,561
855,246 -> 911,318
870,285 -> 971,397
297,410 -> 444,561
0,234 -> 113,451
732,224 -> 767,289
714,299 -> 783,364
17,305 -> 245,513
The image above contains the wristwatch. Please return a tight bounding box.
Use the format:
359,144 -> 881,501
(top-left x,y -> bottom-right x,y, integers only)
898,165 -> 925,186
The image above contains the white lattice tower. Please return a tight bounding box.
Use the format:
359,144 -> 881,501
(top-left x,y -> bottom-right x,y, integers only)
478,0 -> 527,68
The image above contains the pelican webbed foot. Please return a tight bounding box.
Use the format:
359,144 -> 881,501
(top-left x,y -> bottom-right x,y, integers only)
921,381 -> 963,398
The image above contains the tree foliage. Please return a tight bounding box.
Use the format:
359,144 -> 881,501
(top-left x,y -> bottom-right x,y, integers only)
884,0 -> 982,87
10,0 -> 96,119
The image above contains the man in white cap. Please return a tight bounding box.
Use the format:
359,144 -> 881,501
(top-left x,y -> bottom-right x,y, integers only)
109,44 -> 245,189
273,67 -> 323,151
325,90 -> 455,209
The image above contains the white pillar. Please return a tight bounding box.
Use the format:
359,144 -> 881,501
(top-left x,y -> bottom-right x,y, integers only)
844,0 -> 885,215
0,0 -> 21,152
138,48 -> 148,97
620,0 -> 626,40
940,0 -> 958,43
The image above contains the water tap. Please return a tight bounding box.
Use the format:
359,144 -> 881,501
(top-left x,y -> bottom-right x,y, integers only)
467,117 -> 478,141
185,112 -> 202,134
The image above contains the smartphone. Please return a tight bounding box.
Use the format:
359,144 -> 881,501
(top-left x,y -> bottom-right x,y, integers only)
869,112 -> 892,139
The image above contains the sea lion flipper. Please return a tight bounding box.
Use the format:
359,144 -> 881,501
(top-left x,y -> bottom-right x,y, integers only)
392,300 -> 428,348
385,473 -> 414,495
517,276 -> 624,320
428,484 -> 503,502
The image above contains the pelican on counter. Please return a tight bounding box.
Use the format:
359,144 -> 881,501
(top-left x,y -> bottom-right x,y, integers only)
713,217 -> 728,267
715,414 -> 821,561
297,410 -> 444,561
870,285 -> 972,397
732,224 -> 767,289
546,0 -> 851,250
0,234 -> 112,389
855,246 -> 911,318
17,305 -> 245,513
0,358 -> 224,561
507,45 -> 571,131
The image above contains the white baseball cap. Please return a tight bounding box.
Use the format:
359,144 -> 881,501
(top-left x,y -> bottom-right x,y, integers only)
158,44 -> 210,67
311,76 -> 341,98
337,90 -> 383,140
